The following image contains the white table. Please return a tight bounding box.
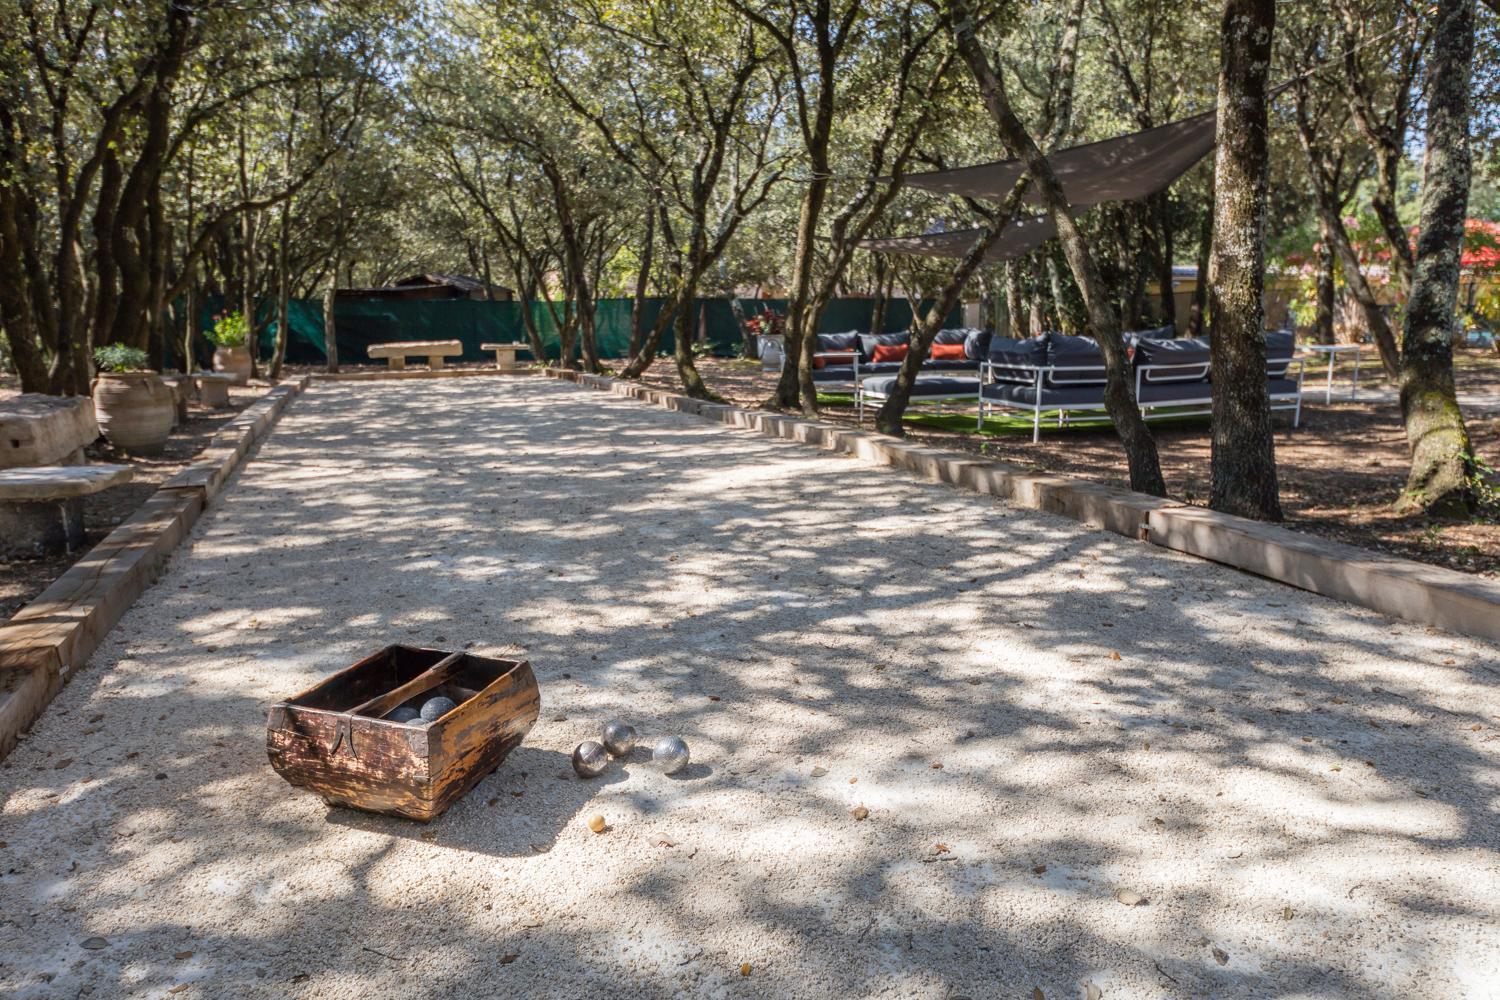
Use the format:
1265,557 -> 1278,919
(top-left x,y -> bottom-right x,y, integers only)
1298,343 -> 1365,403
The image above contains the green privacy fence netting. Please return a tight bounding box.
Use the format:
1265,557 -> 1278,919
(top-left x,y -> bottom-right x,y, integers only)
223,296 -> 961,365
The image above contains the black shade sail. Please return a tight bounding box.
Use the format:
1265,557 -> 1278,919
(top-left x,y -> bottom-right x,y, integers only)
859,215 -> 1057,263
900,109 -> 1216,205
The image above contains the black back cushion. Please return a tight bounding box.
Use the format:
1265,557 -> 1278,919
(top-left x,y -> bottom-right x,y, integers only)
986,336 -> 1046,383
1045,333 -> 1106,385
858,332 -> 909,360
1264,329 -> 1294,377
816,331 -> 862,356
1133,336 -> 1210,383
965,329 -> 994,360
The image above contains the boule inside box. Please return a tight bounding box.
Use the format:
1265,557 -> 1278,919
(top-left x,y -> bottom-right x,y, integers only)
266,644 -> 540,821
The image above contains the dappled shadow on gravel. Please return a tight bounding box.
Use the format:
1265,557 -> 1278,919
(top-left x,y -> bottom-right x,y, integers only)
1,378 -> 1496,999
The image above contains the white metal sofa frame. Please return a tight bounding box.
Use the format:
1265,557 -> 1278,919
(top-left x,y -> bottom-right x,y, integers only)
977,358 -> 1305,442
855,377 -> 980,423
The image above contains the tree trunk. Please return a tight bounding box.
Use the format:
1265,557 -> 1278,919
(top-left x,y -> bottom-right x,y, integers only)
1152,191 -> 1176,324
948,0 -> 1167,496
1003,260 -> 1026,338
876,220 -> 1017,434
1189,206 -> 1212,336
1396,0 -> 1477,516
1208,0 -> 1281,521
1314,218 -> 1336,343
628,204 -> 656,364
323,282 -> 339,373
183,264 -> 197,374
272,201 -> 291,379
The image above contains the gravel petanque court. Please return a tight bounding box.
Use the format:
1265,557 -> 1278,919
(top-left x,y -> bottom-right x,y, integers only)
2,377 -> 1498,999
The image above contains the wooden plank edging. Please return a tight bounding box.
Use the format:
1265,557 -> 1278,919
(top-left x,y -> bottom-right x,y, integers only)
0,376 -> 310,759
542,367 -> 1500,642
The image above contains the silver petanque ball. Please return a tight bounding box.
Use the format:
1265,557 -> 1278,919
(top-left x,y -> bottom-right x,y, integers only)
420,696 -> 458,722
602,719 -> 637,757
651,735 -> 690,775
572,740 -> 610,778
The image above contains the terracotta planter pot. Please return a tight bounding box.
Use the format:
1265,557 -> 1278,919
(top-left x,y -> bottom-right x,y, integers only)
213,345 -> 252,385
93,373 -> 174,456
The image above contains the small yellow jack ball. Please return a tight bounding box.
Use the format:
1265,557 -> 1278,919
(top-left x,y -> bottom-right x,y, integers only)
587,814 -> 606,833
740,963 -> 752,977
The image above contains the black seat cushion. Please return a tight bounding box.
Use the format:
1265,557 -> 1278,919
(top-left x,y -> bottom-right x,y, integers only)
1045,333 -> 1106,385
865,375 -> 978,396
1133,336 -> 1211,383
1137,380 -> 1212,404
811,366 -> 858,382
981,382 -> 1106,408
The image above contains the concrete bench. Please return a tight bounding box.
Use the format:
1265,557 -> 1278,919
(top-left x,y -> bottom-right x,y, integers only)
0,394 -> 99,470
189,372 -> 238,409
480,342 -> 531,372
367,340 -> 464,371
0,465 -> 132,558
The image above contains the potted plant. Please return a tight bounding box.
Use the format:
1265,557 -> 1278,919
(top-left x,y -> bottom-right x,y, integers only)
92,344 -> 174,455
206,310 -> 252,384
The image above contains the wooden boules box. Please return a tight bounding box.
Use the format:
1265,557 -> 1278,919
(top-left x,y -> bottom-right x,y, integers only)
266,645 -> 540,821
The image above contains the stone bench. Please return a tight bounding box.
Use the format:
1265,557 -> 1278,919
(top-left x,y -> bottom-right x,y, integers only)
190,372 -> 238,409
0,465 -> 132,558
367,340 -> 464,371
480,342 -> 532,372
0,394 -> 99,470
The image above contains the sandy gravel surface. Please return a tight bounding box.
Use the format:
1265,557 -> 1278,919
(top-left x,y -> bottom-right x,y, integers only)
2,378 -> 1498,1000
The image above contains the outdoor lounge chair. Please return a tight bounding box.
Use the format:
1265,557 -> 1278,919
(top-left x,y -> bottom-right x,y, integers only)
977,331 -> 1304,442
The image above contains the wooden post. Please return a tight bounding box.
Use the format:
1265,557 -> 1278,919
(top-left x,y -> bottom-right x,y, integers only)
323,285 -> 339,373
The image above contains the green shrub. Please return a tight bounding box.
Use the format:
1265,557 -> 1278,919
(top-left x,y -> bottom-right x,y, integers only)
206,310 -> 248,348
93,343 -> 150,373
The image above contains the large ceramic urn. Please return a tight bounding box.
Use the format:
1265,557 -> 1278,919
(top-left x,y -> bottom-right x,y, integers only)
93,373 -> 174,456
213,345 -> 252,385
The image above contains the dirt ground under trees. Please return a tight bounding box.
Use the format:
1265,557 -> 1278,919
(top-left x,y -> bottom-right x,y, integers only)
637,352 -> 1500,578
0,378 -> 270,621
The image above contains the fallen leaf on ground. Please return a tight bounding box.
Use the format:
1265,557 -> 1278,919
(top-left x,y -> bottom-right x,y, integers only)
851,806 -> 869,820
174,950 -> 193,960
652,836 -> 678,848
1282,906 -> 1294,920
934,843 -> 950,853
1032,864 -> 1047,875
931,762 -> 944,770
1212,946 -> 1229,966
1114,888 -> 1147,906
810,766 -> 828,777
740,963 -> 752,977
500,954 -> 519,965
1108,651 -> 1122,661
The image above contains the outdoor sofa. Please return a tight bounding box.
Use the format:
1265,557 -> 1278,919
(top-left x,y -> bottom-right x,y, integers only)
764,328 -> 993,389
974,330 -> 1304,441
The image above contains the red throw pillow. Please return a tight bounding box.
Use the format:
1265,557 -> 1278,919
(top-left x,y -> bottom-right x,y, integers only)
930,342 -> 967,360
873,344 -> 909,363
